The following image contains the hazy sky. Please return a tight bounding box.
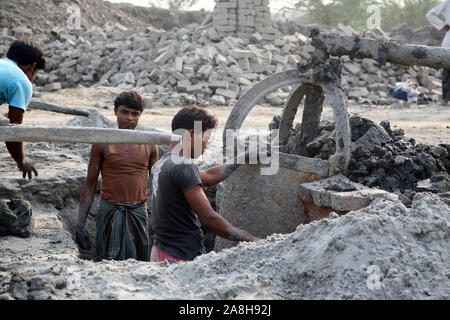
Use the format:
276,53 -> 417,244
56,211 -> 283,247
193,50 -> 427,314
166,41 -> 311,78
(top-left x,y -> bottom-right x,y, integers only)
106,0 -> 296,13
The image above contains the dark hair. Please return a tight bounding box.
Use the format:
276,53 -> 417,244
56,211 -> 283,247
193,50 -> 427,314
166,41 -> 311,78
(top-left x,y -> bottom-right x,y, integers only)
7,38 -> 46,70
114,91 -> 146,112
171,105 -> 218,132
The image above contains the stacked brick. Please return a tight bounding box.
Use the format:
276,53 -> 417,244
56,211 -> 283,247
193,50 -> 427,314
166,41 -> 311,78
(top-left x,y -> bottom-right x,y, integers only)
214,0 -> 238,34
213,0 -> 278,41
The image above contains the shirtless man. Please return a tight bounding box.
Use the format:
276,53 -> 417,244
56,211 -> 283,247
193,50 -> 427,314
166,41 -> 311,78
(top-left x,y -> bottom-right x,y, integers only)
1,39 -> 46,179
150,105 -> 260,263
76,91 -> 158,262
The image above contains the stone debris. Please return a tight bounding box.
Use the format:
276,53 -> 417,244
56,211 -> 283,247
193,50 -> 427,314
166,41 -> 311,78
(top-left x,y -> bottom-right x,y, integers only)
1,16 -> 444,108
299,174 -> 398,212
0,200 -> 34,238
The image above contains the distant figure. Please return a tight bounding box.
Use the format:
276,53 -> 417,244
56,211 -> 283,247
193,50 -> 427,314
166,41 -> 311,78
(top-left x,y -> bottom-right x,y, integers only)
0,39 -> 46,178
389,81 -> 420,103
76,91 -> 159,262
426,0 -> 450,106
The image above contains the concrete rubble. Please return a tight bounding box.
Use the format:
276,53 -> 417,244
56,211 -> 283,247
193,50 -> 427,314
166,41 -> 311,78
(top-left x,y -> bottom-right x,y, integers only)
0,8 -> 445,108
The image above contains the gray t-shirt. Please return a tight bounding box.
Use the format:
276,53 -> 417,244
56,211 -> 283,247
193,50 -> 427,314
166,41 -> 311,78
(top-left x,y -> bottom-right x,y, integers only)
150,152 -> 205,260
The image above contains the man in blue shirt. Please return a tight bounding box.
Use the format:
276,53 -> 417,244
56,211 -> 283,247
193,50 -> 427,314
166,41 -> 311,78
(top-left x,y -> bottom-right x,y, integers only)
0,39 -> 46,179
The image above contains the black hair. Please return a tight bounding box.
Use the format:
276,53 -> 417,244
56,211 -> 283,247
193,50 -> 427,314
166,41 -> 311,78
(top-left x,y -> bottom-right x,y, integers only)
114,91 -> 146,112
171,105 -> 218,132
7,38 -> 46,70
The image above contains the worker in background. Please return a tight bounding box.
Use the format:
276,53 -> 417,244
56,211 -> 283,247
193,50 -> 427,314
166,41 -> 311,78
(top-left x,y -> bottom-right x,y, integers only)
76,91 -> 159,262
426,0 -> 450,106
0,38 -> 46,179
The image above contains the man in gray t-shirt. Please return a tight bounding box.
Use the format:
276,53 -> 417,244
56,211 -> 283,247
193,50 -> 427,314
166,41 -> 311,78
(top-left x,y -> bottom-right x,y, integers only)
150,152 -> 205,260
150,106 -> 259,263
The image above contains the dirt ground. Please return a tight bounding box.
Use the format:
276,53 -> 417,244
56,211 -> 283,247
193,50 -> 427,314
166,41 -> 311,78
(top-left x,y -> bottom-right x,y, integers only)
1,86 -> 449,146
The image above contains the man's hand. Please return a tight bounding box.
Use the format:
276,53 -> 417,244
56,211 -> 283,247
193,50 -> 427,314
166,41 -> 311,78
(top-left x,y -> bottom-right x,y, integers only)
18,158 -> 38,180
444,24 -> 450,31
76,228 -> 91,250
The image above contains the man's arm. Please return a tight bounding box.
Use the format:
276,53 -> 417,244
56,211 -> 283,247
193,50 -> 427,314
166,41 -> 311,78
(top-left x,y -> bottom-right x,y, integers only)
199,162 -> 239,187
5,106 -> 38,179
76,144 -> 103,250
200,149 -> 270,186
426,1 -> 449,31
184,184 -> 259,242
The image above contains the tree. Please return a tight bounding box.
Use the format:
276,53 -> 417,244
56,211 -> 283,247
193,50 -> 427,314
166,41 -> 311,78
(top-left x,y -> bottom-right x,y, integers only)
292,0 -> 440,32
145,0 -> 199,10
380,0 -> 439,31
167,0 -> 199,10
294,0 -> 379,29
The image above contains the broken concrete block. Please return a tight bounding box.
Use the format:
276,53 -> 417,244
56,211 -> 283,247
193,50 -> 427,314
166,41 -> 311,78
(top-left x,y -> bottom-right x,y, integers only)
215,54 -> 228,66
228,64 -> 243,78
164,67 -> 183,80
416,173 -> 450,193
250,32 -> 263,42
344,63 -> 362,75
197,65 -> 213,79
298,174 -> 397,216
208,80 -> 229,89
174,57 -> 183,72
176,79 -> 192,92
182,66 -> 195,77
348,87 -> 369,99
211,95 -> 226,105
238,77 -> 252,86
272,54 -> 288,65
250,63 -> 266,73
241,73 -> 258,81
149,70 -> 161,82
183,95 -> 197,105
0,199 -> 34,238
186,83 -> 205,94
230,49 -> 255,59
216,88 -> 239,99
288,55 -> 300,65
154,51 -> 173,65
111,72 -> 136,86
238,57 -> 250,70
44,82 -> 62,91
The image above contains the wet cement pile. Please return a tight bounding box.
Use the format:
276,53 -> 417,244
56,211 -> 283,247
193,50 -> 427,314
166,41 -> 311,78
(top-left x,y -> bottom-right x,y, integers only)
282,114 -> 450,205
0,191 -> 448,299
